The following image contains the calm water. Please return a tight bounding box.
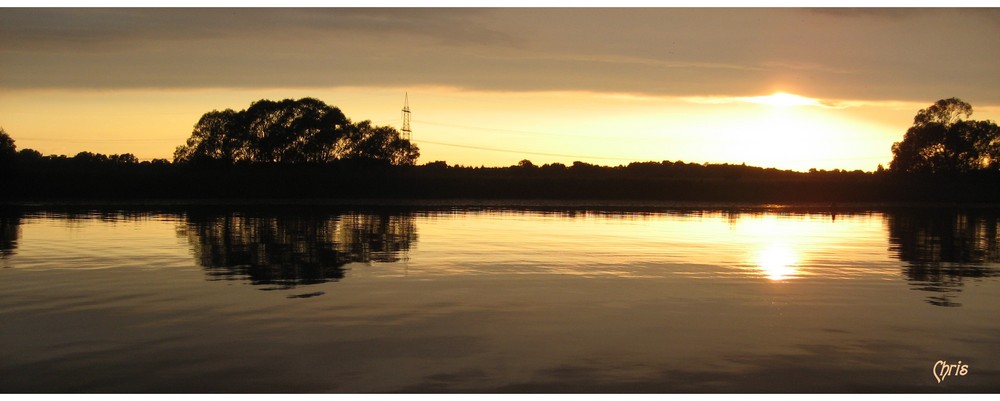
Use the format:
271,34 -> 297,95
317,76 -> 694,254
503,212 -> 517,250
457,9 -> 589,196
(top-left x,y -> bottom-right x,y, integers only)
1,204 -> 999,393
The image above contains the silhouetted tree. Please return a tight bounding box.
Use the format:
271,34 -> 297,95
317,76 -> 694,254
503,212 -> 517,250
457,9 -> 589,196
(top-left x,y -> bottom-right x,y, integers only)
0,128 -> 16,164
423,160 -> 449,170
173,98 -> 419,165
341,121 -> 420,165
73,151 -> 109,163
17,149 -> 43,162
173,109 -> 244,163
890,98 -> 1000,174
542,162 -> 567,171
108,153 -> 139,164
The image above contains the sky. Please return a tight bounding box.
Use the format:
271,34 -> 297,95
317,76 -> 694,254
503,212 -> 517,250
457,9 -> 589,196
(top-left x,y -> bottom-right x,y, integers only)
2,7 -> 999,171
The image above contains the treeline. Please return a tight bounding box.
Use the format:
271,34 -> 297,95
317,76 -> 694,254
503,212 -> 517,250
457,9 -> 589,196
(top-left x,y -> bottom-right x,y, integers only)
3,96 -> 1000,203
366,161 -> 999,202
4,152 -> 1000,202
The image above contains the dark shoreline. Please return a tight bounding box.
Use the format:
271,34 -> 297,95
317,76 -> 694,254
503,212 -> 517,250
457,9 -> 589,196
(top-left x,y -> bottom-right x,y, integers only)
5,198 -> 1000,215
6,161 -> 1000,207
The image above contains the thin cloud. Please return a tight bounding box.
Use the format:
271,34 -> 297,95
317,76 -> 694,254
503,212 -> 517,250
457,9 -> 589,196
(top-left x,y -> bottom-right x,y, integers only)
2,8 -> 999,103
683,94 -> 849,109
0,9 -> 516,52
682,94 -> 929,110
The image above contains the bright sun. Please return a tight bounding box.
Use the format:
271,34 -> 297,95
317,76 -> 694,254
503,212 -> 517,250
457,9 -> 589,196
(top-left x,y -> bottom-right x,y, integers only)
708,91 -> 871,171
745,92 -> 823,108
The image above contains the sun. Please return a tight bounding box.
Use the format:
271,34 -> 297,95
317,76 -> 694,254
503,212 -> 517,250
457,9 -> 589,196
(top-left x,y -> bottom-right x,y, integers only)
703,91 -> 873,171
745,92 -> 822,108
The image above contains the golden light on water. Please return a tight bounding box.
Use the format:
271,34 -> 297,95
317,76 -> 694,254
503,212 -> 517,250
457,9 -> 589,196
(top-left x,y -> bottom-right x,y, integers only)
755,243 -> 799,281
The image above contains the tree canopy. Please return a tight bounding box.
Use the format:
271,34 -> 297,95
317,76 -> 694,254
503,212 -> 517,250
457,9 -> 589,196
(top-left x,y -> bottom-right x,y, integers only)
0,128 -> 16,161
890,98 -> 1000,174
173,98 -> 419,165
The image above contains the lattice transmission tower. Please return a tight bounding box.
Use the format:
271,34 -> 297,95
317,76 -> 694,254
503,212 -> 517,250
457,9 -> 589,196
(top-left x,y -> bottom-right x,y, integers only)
401,92 -> 412,141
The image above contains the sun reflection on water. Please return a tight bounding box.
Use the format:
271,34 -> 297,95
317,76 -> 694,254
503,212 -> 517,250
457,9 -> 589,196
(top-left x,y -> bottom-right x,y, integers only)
755,243 -> 799,281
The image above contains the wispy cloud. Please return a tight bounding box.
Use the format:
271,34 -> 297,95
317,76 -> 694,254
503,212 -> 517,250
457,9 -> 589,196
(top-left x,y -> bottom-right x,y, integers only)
1,8 -> 998,104
682,93 -> 930,110
682,93 -> 836,108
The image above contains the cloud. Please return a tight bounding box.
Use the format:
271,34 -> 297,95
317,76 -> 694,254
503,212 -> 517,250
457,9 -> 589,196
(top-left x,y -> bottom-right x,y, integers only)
806,8 -> 916,19
682,94 -> 931,111
2,8 -> 999,104
682,93 -> 838,108
0,9 -> 516,51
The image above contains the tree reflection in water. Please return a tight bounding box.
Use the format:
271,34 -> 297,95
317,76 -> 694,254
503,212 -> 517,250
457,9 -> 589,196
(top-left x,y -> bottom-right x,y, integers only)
887,210 -> 1000,307
178,211 -> 416,290
0,211 -> 20,259
4,206 -> 1000,306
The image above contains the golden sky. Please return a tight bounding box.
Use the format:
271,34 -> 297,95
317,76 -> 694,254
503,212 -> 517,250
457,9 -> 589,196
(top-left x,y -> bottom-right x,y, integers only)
2,8 -> 999,171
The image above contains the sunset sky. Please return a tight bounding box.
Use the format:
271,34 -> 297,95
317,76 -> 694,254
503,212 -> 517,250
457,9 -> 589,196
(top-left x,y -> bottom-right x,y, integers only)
2,7 -> 999,171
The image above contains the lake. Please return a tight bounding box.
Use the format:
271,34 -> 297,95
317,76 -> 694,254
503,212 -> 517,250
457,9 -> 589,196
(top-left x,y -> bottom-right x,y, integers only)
1,203 -> 999,393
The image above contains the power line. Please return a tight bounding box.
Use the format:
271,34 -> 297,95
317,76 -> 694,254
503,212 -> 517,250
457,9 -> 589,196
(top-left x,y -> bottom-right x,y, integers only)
413,119 -> 645,142
415,119 -> 564,137
14,137 -> 179,143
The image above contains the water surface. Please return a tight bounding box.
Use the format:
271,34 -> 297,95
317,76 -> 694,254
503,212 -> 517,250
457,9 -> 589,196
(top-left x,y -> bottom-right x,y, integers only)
1,205 -> 998,392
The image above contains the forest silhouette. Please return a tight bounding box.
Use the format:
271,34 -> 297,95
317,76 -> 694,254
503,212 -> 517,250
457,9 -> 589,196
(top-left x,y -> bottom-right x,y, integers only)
2,97 -> 1000,202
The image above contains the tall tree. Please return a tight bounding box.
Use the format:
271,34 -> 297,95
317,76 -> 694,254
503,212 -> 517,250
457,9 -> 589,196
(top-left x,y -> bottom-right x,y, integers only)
890,98 -> 1000,174
341,121 -> 420,165
174,98 -> 417,165
0,128 -> 16,161
174,109 -> 244,163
